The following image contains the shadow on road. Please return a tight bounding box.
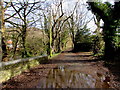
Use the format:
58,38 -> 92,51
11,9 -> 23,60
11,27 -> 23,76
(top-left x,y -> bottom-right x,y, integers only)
65,55 -> 92,57
49,51 -> 100,64
104,61 -> 120,87
49,59 -> 100,64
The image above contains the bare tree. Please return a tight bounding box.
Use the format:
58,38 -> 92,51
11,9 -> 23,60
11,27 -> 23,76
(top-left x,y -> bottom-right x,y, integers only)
42,0 -> 78,56
0,0 -> 3,62
4,0 -> 43,58
67,1 -> 93,50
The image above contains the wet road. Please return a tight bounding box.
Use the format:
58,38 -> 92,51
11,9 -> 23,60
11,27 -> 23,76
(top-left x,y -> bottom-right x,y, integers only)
2,51 -> 112,88
36,52 -> 111,88
36,66 -> 99,88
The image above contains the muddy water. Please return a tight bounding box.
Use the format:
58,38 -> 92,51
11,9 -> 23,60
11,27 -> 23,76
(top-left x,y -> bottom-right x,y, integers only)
36,65 -> 110,88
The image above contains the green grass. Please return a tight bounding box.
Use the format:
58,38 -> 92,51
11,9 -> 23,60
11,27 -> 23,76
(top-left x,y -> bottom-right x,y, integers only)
48,53 -> 61,59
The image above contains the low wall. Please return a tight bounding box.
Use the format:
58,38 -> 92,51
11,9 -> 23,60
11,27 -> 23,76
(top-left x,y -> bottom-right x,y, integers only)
0,55 -> 48,83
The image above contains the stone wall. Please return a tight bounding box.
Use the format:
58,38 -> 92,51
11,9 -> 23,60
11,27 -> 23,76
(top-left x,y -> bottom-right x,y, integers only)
0,55 -> 48,83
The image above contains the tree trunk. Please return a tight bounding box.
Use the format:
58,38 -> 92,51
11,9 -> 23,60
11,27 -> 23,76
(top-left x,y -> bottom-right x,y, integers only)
2,37 -> 7,61
73,40 -> 77,52
0,0 -> 3,62
13,34 -> 21,58
56,33 -> 61,53
22,25 -> 27,58
49,28 -> 52,57
103,23 -> 116,60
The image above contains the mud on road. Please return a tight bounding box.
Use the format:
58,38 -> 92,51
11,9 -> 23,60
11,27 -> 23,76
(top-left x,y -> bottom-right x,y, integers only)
1,51 -> 120,88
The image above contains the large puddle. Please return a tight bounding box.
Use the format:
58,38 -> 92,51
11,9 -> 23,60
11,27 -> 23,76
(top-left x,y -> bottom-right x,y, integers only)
36,65 -> 110,88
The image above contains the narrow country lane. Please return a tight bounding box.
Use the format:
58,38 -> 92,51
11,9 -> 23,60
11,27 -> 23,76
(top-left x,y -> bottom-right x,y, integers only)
1,51 -> 117,88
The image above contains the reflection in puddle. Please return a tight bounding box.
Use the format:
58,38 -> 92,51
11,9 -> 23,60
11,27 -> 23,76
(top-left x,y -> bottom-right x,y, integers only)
37,66 -> 110,88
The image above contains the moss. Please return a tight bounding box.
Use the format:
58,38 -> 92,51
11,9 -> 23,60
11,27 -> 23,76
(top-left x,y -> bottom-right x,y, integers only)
0,56 -> 48,83
48,53 -> 61,59
28,60 -> 39,68
0,70 -> 11,82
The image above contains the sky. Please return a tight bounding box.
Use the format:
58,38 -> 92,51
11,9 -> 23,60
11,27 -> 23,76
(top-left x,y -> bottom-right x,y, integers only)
4,0 -> 116,33
48,0 -> 115,33
60,0 -> 97,32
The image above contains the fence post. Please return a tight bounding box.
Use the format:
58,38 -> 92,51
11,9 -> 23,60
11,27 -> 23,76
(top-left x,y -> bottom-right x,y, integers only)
0,0 -> 3,62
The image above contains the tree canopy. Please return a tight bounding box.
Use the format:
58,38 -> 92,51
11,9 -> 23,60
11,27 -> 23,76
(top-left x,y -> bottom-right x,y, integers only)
88,1 -> 120,60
